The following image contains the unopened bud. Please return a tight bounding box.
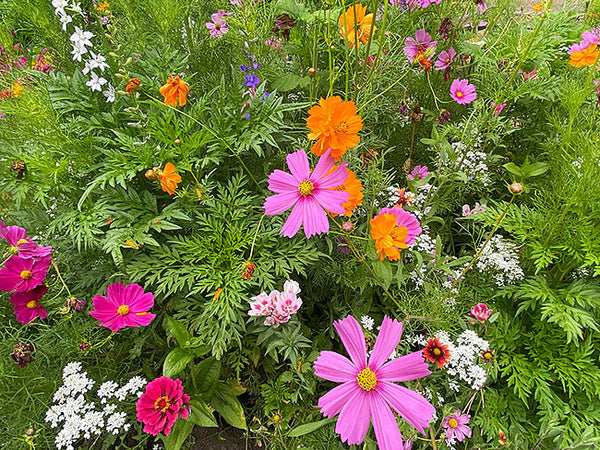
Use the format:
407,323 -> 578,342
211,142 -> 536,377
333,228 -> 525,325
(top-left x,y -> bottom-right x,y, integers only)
509,182 -> 523,194
25,427 -> 36,437
174,138 -> 181,146
342,221 -> 353,232
308,67 -> 317,77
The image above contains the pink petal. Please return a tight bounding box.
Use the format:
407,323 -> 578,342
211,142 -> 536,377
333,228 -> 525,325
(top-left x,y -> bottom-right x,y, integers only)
268,170 -> 298,193
312,190 -> 348,215
131,312 -> 156,327
369,393 -> 404,450
377,381 -> 435,434
378,351 -> 431,382
264,191 -> 298,216
286,150 -> 310,182
333,316 -> 367,369
335,390 -> 371,445
280,198 -> 305,237
106,282 -> 126,305
302,199 -> 329,238
369,316 -> 403,370
314,351 -> 357,382
315,163 -> 348,189
129,291 -> 155,312
318,381 -> 357,418
311,149 -> 335,181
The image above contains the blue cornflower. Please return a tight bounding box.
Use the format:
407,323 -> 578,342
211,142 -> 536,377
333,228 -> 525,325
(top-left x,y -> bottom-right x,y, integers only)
244,72 -> 260,88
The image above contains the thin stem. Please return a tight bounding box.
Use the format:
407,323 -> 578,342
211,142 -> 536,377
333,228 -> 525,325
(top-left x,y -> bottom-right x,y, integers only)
249,215 -> 265,261
90,331 -> 116,351
429,426 -> 438,450
52,260 -> 72,297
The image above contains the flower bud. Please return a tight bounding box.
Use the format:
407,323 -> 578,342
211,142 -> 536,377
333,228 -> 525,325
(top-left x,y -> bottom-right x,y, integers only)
342,221 -> 353,232
79,342 -> 90,352
508,182 -> 523,194
174,138 -> 181,146
25,427 -> 36,437
308,67 -> 317,77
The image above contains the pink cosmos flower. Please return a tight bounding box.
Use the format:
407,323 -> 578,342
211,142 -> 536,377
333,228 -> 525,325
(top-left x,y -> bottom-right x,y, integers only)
0,255 -> 51,293
442,410 -> 472,443
407,0 -> 442,10
206,17 -> 228,38
314,316 -> 435,449
403,29 -> 437,62
89,282 -> 156,332
582,30 -> 599,46
491,101 -> 507,115
136,377 -> 190,436
470,302 -> 492,322
263,149 -> 349,238
476,0 -> 488,13
0,221 -> 52,259
376,207 -> 422,245
434,47 -> 456,70
408,165 -> 429,181
450,79 -> 477,104
10,286 -> 48,324
462,202 -> 486,216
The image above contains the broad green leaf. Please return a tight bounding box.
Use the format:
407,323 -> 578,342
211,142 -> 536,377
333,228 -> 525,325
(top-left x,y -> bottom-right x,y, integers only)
194,357 -> 221,398
163,417 -> 194,450
163,347 -> 194,378
527,162 -> 550,177
188,398 -> 217,428
503,162 -> 522,177
288,418 -> 335,437
211,383 -> 247,429
373,259 -> 393,289
166,315 -> 191,347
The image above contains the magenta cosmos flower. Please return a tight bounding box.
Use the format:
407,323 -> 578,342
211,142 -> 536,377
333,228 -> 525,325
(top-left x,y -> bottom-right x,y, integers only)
0,255 -> 51,293
314,316 -> 435,449
450,79 -> 477,104
0,221 -> 52,259
206,17 -> 228,38
434,47 -> 456,71
377,207 -> 422,245
408,165 -> 429,181
470,302 -> 492,322
136,376 -> 190,436
10,286 -> 48,324
89,282 -> 156,332
442,410 -> 472,443
403,29 -> 437,62
264,149 -> 349,238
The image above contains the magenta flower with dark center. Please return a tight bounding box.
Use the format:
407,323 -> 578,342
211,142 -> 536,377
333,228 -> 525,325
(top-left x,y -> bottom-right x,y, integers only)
0,255 -> 51,293
10,285 -> 49,324
263,149 -> 349,238
314,316 -> 435,449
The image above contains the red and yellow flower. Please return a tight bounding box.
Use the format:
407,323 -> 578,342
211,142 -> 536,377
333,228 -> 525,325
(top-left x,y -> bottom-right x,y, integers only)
423,337 -> 451,369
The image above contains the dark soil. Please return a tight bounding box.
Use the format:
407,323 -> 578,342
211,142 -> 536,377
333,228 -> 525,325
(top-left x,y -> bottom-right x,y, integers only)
192,427 -> 262,450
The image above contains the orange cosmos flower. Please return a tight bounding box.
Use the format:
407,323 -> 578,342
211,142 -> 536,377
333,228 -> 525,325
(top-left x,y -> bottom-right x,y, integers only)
569,43 -> 599,68
338,4 -> 376,48
306,96 -> 363,161
532,3 -> 543,13
156,162 -> 182,195
159,75 -> 189,107
126,78 -> 140,94
330,167 -> 364,216
369,213 -> 408,261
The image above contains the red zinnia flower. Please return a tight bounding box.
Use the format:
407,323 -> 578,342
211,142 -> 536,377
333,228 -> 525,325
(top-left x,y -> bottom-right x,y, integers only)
423,337 -> 451,369
136,376 -> 190,436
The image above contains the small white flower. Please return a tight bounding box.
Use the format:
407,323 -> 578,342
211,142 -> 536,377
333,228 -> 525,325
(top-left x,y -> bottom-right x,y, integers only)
71,44 -> 87,62
52,0 -> 68,10
360,315 -> 375,331
88,52 -> 109,72
59,13 -> 73,31
103,84 -> 116,103
70,26 -> 94,48
66,0 -> 83,15
86,72 -> 107,92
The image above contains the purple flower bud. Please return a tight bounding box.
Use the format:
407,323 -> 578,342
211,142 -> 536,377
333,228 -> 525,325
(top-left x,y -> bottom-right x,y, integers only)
11,342 -> 35,368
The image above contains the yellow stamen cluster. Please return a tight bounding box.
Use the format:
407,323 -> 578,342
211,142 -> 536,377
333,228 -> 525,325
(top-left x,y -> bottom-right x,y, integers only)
117,305 -> 130,316
356,367 -> 377,391
26,300 -> 38,309
154,395 -> 171,412
298,180 -> 315,197
20,270 -> 33,280
448,418 -> 459,428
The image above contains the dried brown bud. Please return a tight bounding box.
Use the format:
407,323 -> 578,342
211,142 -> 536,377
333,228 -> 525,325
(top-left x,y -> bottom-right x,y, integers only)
308,67 -> 317,77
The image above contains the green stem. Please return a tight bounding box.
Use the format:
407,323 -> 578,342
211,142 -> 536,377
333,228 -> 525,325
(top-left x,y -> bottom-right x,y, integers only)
249,215 -> 265,261
52,260 -> 72,297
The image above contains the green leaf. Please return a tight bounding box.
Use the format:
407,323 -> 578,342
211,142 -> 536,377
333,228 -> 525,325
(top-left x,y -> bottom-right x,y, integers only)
163,417 -> 194,450
275,0 -> 311,21
188,398 -> 217,428
373,259 -> 393,289
288,418 -> 335,437
194,357 -> 221,398
503,162 -> 522,177
211,383 -> 247,429
163,348 -> 194,378
527,162 -> 550,177
271,74 -> 309,92
166,315 -> 191,347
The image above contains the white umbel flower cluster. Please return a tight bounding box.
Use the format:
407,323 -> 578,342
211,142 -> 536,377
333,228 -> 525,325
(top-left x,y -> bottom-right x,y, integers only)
475,234 -> 524,286
437,330 -> 489,391
45,362 -> 146,449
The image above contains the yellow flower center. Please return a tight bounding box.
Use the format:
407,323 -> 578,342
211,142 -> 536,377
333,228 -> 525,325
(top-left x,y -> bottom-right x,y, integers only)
298,180 -> 315,197
448,418 -> 458,428
335,120 -> 349,134
483,351 -> 493,360
356,367 -> 377,391
154,395 -> 171,412
117,305 -> 130,316
433,348 -> 442,356
26,300 -> 38,309
445,58 -> 450,63
20,270 -> 33,280
456,91 -> 463,98
16,239 -> 28,245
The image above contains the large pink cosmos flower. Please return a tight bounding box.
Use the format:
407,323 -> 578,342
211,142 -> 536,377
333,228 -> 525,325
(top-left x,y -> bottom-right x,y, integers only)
407,165 -> 429,181
376,207 -> 422,245
0,255 -> 51,293
89,282 -> 156,332
0,221 -> 52,259
264,149 -> 349,238
314,316 -> 435,449
403,29 -> 437,62
10,286 -> 48,324
136,376 -> 190,436
450,78 -> 477,104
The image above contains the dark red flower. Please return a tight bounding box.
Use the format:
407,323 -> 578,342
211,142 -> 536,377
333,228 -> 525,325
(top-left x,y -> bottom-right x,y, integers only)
423,337 -> 451,369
